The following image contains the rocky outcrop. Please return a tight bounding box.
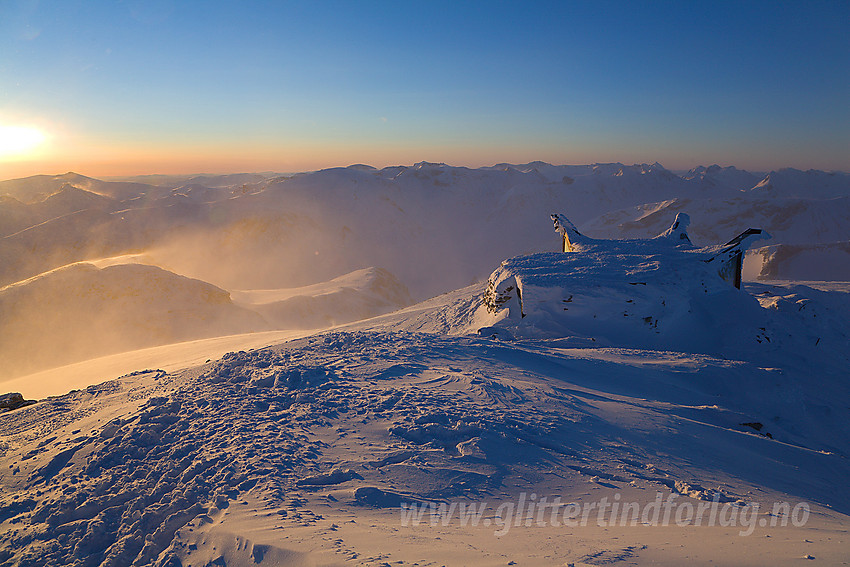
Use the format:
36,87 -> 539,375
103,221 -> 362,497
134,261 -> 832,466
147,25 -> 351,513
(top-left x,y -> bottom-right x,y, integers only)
0,392 -> 36,413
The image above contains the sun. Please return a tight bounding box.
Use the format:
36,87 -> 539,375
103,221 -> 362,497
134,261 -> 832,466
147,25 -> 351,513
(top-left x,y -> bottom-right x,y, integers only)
0,124 -> 47,159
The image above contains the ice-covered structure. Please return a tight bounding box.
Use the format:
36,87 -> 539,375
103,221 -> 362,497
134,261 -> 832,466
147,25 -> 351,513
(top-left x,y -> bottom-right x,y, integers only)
552,212 -> 768,288
482,214 -> 770,348
705,228 -> 771,288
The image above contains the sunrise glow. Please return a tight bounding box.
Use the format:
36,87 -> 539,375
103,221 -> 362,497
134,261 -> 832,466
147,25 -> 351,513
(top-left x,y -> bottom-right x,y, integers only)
0,1 -> 846,177
1,3 -> 849,565
0,124 -> 46,160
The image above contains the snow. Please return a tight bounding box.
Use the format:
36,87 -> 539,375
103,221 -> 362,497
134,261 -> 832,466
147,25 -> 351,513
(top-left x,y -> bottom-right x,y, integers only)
2,161 -> 847,298
0,262 -> 412,381
230,267 -> 412,329
683,164 -> 762,193
0,262 -> 267,379
1,162 -> 849,565
0,329 -> 314,400
583,195 -> 850,247
747,240 -> 850,281
749,168 -> 850,200
2,278 -> 849,563
479,216 -> 775,354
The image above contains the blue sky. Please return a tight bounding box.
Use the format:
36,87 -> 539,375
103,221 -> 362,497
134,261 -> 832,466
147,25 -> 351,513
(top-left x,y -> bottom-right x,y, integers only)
1,0 -> 848,176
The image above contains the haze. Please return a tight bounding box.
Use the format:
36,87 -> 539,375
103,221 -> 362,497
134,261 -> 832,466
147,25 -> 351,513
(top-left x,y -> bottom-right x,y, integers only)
2,3 -> 850,565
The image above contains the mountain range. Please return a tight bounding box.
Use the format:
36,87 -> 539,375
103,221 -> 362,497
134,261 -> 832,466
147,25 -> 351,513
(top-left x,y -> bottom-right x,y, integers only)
1,162 -> 847,379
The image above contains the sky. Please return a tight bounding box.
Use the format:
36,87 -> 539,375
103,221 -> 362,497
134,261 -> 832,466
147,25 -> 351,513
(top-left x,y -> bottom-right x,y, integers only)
0,0 -> 848,178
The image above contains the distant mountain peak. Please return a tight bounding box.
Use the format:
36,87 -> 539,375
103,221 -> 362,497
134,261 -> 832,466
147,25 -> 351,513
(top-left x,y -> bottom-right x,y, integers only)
57,172 -> 92,181
412,161 -> 449,169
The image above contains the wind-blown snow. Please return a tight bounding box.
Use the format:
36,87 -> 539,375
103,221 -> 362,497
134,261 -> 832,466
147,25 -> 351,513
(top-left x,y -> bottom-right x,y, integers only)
230,267 -> 412,329
4,162 -> 847,299
0,262 -> 413,382
2,268 -> 849,564
0,263 -> 266,379
1,162 -> 849,565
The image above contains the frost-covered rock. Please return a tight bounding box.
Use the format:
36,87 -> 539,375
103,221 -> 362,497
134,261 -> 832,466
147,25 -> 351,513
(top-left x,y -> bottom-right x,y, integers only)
482,215 -> 771,353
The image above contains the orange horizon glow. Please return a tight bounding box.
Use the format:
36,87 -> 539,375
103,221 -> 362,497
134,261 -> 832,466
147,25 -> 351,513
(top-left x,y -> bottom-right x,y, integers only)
1,134 -> 847,181
0,139 -> 596,180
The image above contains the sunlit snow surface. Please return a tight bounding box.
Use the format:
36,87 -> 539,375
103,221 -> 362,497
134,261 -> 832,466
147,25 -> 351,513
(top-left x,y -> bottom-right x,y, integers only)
2,262 -> 849,565
1,163 -> 849,565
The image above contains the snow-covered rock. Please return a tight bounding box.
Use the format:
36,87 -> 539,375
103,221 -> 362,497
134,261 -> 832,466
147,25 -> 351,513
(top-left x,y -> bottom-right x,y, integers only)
583,195 -> 850,246
0,393 -> 35,413
0,161 -> 848,566
481,215 -> 772,353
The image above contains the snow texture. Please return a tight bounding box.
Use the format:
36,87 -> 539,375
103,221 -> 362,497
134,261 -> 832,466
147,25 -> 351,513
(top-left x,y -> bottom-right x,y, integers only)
1,254 -> 849,565
1,162 -> 849,565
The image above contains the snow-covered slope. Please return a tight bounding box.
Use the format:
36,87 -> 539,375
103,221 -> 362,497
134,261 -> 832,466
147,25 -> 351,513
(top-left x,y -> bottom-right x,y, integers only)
0,263 -> 267,379
582,177 -> 850,282
2,162 -> 848,297
1,160 -> 847,405
583,196 -> 850,246
0,159 -> 846,399
748,168 -> 850,200
0,260 -> 418,382
1,252 -> 849,565
747,241 -> 850,281
0,196 -> 37,238
0,172 -> 169,203
140,161 -> 808,297
231,267 -> 412,329
682,164 -> 763,193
